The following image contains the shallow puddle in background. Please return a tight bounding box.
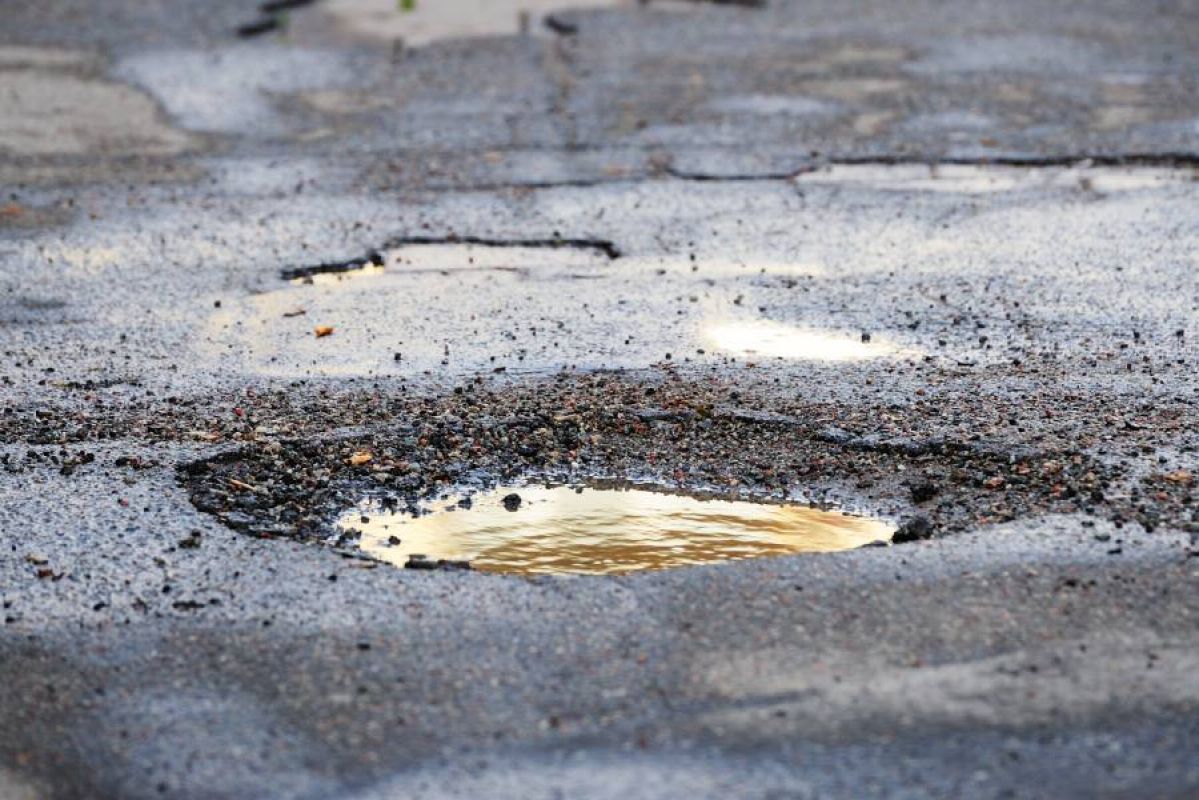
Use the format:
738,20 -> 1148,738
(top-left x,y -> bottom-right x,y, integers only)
317,0 -> 652,46
290,243 -> 607,285
385,243 -> 606,272
291,261 -> 386,286
340,484 -> 893,575
704,319 -> 911,362
205,239 -> 618,376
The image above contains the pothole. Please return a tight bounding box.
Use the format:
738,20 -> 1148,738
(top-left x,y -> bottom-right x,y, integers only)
339,482 -> 893,575
282,238 -> 615,283
178,377 -> 1136,572
205,237 -> 620,377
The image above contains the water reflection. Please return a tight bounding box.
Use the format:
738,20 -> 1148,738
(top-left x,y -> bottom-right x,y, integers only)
704,319 -> 907,361
290,262 -> 385,286
341,484 -> 893,575
385,243 -> 602,272
289,243 -> 604,286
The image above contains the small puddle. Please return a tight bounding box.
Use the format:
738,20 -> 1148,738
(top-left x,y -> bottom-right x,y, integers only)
339,484 -> 893,575
286,241 -> 611,283
290,261 -> 386,286
704,319 -> 911,362
315,0 -> 681,46
385,242 -> 607,271
205,238 -> 622,377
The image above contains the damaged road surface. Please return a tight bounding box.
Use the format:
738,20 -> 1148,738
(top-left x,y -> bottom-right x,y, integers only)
2,0 -> 1198,798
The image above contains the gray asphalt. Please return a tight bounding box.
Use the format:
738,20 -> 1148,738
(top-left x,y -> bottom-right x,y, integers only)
1,1 -> 1197,798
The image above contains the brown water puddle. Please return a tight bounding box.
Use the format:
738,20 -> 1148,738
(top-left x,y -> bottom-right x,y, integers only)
340,484 -> 893,575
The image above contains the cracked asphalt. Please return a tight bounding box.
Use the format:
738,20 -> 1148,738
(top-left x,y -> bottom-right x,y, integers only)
1,1 -> 1198,797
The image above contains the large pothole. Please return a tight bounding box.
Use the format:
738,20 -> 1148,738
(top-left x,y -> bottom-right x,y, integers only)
179,375 -> 1139,575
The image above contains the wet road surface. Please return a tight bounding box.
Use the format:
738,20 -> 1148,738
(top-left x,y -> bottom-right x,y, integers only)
1,0 -> 1197,797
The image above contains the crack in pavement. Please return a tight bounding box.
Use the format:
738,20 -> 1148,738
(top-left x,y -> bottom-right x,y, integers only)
379,152 -> 1198,195
824,153 -> 1199,169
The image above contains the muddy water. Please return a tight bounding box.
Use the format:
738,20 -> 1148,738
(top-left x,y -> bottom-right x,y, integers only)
340,484 -> 893,575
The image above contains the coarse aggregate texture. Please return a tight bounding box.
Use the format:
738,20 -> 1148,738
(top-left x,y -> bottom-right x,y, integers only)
1,0 -> 1198,797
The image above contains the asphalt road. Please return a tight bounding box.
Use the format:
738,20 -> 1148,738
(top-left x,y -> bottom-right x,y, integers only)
1,1 -> 1197,798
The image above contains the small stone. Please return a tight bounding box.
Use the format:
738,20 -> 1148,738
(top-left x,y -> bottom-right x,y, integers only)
892,515 -> 935,544
502,493 -> 522,512
1163,470 -> 1193,486
909,482 -> 938,503
405,555 -> 471,571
